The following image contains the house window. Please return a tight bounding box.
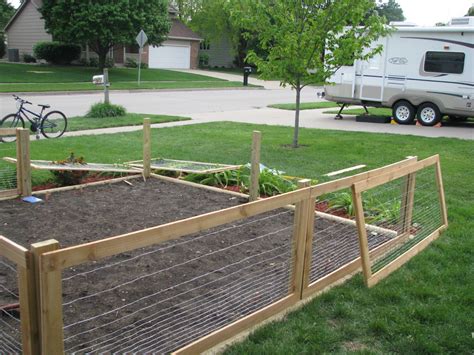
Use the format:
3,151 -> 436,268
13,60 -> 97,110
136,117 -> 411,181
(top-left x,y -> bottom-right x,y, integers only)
424,51 -> 465,74
200,40 -> 210,50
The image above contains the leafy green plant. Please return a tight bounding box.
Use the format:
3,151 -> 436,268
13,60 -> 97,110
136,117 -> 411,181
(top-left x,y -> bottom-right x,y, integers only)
365,199 -> 401,225
328,192 -> 355,216
51,152 -> 88,186
182,165 -> 304,197
86,102 -> 127,118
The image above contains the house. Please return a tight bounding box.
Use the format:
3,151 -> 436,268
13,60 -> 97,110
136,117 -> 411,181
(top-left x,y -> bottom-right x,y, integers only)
199,33 -> 235,68
4,1 -> 201,69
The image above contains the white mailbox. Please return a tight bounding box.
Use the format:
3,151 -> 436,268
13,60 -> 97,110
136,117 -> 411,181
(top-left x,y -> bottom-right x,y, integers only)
92,75 -> 105,85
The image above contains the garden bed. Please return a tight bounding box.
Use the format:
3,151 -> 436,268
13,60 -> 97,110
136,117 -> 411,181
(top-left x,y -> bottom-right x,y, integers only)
0,177 -> 394,353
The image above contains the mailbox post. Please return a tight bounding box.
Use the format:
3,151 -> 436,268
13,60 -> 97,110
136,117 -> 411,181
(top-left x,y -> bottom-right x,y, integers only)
243,66 -> 252,86
92,70 -> 110,104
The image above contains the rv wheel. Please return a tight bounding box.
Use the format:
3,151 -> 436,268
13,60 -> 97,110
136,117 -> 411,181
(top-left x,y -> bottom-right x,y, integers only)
417,103 -> 442,126
392,101 -> 415,124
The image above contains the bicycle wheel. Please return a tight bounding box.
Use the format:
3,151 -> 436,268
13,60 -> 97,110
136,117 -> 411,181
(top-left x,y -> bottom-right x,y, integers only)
41,111 -> 67,138
0,114 -> 25,143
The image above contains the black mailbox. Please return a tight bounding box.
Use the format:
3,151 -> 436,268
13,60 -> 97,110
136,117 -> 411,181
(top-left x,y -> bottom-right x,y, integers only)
243,66 -> 252,86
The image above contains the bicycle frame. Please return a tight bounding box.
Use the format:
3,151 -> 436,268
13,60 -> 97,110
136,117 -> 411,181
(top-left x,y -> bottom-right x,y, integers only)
15,102 -> 46,127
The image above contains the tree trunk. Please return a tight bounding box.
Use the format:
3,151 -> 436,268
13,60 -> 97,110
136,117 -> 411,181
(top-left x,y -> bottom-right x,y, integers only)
292,84 -> 302,148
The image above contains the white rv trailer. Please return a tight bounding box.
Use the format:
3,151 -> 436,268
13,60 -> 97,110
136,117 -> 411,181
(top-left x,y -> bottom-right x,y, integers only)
324,17 -> 474,126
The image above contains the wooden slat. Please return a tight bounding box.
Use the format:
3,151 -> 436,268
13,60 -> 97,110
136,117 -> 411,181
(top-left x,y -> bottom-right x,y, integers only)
325,164 -> 366,177
0,128 -> 18,135
310,156 -> 418,197
302,197 -> 316,290
17,129 -> 32,196
249,131 -> 261,202
41,187 -> 311,271
353,155 -> 439,193
4,158 -> 141,173
400,172 -> 417,233
0,236 -> 28,268
290,180 -> 311,296
435,160 -> 448,227
143,118 -> 151,178
173,294 -> 299,355
0,189 -> 18,199
351,186 -> 372,285
32,175 -> 142,196
18,252 -> 40,355
367,227 -> 444,287
150,173 -> 249,199
34,240 -> 64,354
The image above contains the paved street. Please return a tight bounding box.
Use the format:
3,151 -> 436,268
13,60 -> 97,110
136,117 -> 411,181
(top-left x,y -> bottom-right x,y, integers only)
1,70 -> 472,140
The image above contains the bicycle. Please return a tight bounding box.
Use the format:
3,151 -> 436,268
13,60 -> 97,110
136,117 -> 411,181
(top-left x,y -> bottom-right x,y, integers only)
0,95 -> 68,142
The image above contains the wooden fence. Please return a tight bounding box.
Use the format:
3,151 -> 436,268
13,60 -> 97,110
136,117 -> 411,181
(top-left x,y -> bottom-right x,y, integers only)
0,155 -> 447,354
0,128 -> 31,199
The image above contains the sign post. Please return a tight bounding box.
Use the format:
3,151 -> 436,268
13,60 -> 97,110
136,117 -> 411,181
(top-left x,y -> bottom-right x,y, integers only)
136,30 -> 148,86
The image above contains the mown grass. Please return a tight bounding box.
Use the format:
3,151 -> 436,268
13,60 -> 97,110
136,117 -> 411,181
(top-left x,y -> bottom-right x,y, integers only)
0,122 -> 472,353
0,63 -> 252,92
66,113 -> 190,132
269,101 -> 341,110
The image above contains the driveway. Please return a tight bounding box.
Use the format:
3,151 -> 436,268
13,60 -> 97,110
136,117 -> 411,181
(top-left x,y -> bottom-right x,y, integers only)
1,70 -> 472,140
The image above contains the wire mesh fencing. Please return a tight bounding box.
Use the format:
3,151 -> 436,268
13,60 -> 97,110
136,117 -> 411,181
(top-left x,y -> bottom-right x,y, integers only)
0,142 -> 17,194
0,256 -> 22,354
59,208 -> 296,354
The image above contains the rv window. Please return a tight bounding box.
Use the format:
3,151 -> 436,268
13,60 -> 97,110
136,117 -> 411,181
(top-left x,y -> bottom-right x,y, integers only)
424,52 -> 465,74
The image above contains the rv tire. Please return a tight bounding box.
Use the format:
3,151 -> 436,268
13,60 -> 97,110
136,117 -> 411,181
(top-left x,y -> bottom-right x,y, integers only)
417,103 -> 442,126
392,100 -> 416,124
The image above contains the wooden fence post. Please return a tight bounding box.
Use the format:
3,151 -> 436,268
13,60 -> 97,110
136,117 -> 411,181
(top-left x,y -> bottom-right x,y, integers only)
351,185 -> 372,286
16,128 -> 31,196
143,118 -> 151,179
400,172 -> 417,234
302,193 -> 316,291
435,157 -> 448,227
249,131 -> 261,201
32,240 -> 64,354
290,179 -> 311,297
18,251 -> 40,355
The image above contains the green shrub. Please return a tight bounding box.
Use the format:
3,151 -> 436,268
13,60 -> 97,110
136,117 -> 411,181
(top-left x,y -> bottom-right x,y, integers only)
0,33 -> 5,59
125,57 -> 148,69
33,41 -> 81,64
23,54 -> 36,63
88,57 -> 99,67
199,53 -> 209,68
86,102 -> 127,118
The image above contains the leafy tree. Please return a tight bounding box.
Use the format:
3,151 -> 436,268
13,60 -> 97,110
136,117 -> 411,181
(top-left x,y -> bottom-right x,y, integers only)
232,0 -> 388,148
376,0 -> 405,22
0,0 -> 15,29
0,0 -> 15,59
40,0 -> 170,69
467,5 -> 474,16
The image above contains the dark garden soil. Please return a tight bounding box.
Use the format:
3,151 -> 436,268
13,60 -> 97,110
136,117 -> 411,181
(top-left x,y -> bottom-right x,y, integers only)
0,178 -> 393,353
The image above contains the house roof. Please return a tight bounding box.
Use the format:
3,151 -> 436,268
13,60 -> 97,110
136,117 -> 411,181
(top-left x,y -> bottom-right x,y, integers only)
168,19 -> 201,41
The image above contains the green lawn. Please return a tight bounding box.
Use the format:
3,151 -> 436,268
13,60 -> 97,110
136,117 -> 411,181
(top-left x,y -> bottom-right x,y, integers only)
0,63 -> 251,92
269,101 -> 341,110
0,122 -> 472,353
66,113 -> 190,132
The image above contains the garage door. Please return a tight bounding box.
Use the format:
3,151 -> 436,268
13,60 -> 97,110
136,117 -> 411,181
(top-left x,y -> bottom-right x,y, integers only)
149,45 -> 191,69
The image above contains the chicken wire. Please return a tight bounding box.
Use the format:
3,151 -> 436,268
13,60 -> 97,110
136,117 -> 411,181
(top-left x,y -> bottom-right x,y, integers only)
0,257 -> 22,354
60,209 -> 296,354
309,187 -> 396,285
0,144 -> 17,192
365,165 -> 443,273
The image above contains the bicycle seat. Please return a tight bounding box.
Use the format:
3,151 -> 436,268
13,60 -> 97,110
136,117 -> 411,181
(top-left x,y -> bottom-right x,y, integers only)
38,104 -> 50,109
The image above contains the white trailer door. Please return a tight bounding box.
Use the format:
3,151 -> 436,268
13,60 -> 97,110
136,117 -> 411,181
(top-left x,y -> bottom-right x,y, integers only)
149,45 -> 191,69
